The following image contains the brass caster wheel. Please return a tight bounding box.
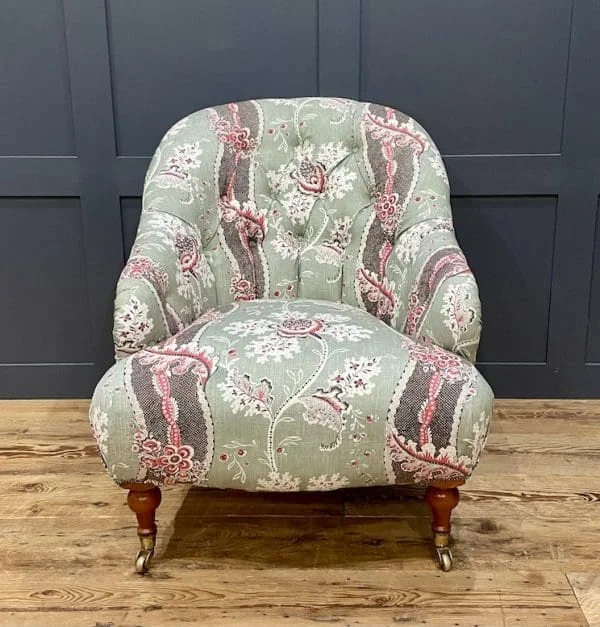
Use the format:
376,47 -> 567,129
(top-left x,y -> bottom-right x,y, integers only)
134,535 -> 156,574
135,548 -> 154,574
436,546 -> 453,572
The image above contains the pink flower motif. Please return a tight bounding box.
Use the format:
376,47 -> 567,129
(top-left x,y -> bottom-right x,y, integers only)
400,336 -> 471,385
277,317 -> 324,338
219,453 -> 229,462
230,275 -> 256,301
122,256 -> 168,293
292,157 -> 327,195
210,112 -> 257,153
226,127 -> 252,151
374,192 -> 400,235
237,449 -> 246,457
158,444 -> 194,475
136,438 -> 196,480
175,233 -> 199,274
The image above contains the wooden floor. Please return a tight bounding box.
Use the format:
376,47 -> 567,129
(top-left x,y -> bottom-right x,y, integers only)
0,400 -> 599,626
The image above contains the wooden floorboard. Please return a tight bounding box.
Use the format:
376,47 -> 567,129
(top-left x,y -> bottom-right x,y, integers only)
0,399 -> 596,626
568,573 -> 600,627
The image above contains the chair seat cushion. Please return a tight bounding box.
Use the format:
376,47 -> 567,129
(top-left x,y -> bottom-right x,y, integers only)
90,299 -> 493,491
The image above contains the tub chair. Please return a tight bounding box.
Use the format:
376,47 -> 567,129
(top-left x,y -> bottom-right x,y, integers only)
89,97 -> 493,573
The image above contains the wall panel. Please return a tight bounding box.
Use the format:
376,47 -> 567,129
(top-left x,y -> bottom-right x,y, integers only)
120,196 -> 142,260
452,196 -> 557,364
360,0 -> 573,155
585,197 -> 600,363
107,0 -> 320,156
0,0 -> 75,156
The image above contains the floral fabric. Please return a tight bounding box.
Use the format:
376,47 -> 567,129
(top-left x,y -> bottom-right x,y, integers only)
91,97 -> 493,491
92,299 -> 492,490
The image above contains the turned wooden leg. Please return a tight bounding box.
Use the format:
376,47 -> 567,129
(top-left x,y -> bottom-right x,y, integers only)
122,482 -> 162,574
425,480 -> 463,572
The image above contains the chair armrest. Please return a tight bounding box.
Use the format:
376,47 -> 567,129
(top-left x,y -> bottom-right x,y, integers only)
113,210 -> 212,359
389,220 -> 482,362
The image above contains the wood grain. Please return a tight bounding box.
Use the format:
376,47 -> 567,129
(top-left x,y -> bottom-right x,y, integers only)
0,607 -> 586,626
0,398 -> 597,625
0,569 -> 585,614
568,572 -> 600,626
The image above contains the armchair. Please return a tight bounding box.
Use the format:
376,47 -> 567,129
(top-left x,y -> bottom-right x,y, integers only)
90,98 -> 493,573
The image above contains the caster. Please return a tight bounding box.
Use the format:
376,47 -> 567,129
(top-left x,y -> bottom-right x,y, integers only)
135,548 -> 154,574
436,546 -> 453,572
134,534 -> 156,574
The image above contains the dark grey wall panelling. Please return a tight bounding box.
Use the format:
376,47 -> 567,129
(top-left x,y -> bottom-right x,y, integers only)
120,196 -> 142,260
1,0 -> 599,398
545,0 -> 600,395
360,0 -> 572,155
452,196 -> 557,364
0,197 -> 93,363
0,1 -> 75,156
107,0 -> 319,157
586,197 -> 600,363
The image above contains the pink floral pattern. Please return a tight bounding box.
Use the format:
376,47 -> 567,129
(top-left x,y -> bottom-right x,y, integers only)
277,317 -> 324,337
133,440 -> 198,484
122,256 -> 168,294
292,156 -> 327,195
210,103 -> 258,154
384,332 -> 481,484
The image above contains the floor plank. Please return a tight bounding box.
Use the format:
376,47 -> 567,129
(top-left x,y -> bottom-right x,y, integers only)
3,513 -> 600,575
568,572 -> 600,626
2,469 -> 598,522
0,475 -> 344,519
0,569 -> 585,618
0,607 -> 586,626
344,484 -> 600,520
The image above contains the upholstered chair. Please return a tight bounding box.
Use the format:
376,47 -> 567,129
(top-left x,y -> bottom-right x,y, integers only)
89,98 -> 493,573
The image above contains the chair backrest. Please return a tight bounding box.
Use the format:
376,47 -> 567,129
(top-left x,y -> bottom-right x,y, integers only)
139,98 -> 455,316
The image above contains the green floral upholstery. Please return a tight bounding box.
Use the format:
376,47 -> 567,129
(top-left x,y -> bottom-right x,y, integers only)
89,98 -> 493,491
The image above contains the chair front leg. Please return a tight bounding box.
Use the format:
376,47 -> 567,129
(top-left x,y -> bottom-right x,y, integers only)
122,482 -> 162,574
425,480 -> 464,571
